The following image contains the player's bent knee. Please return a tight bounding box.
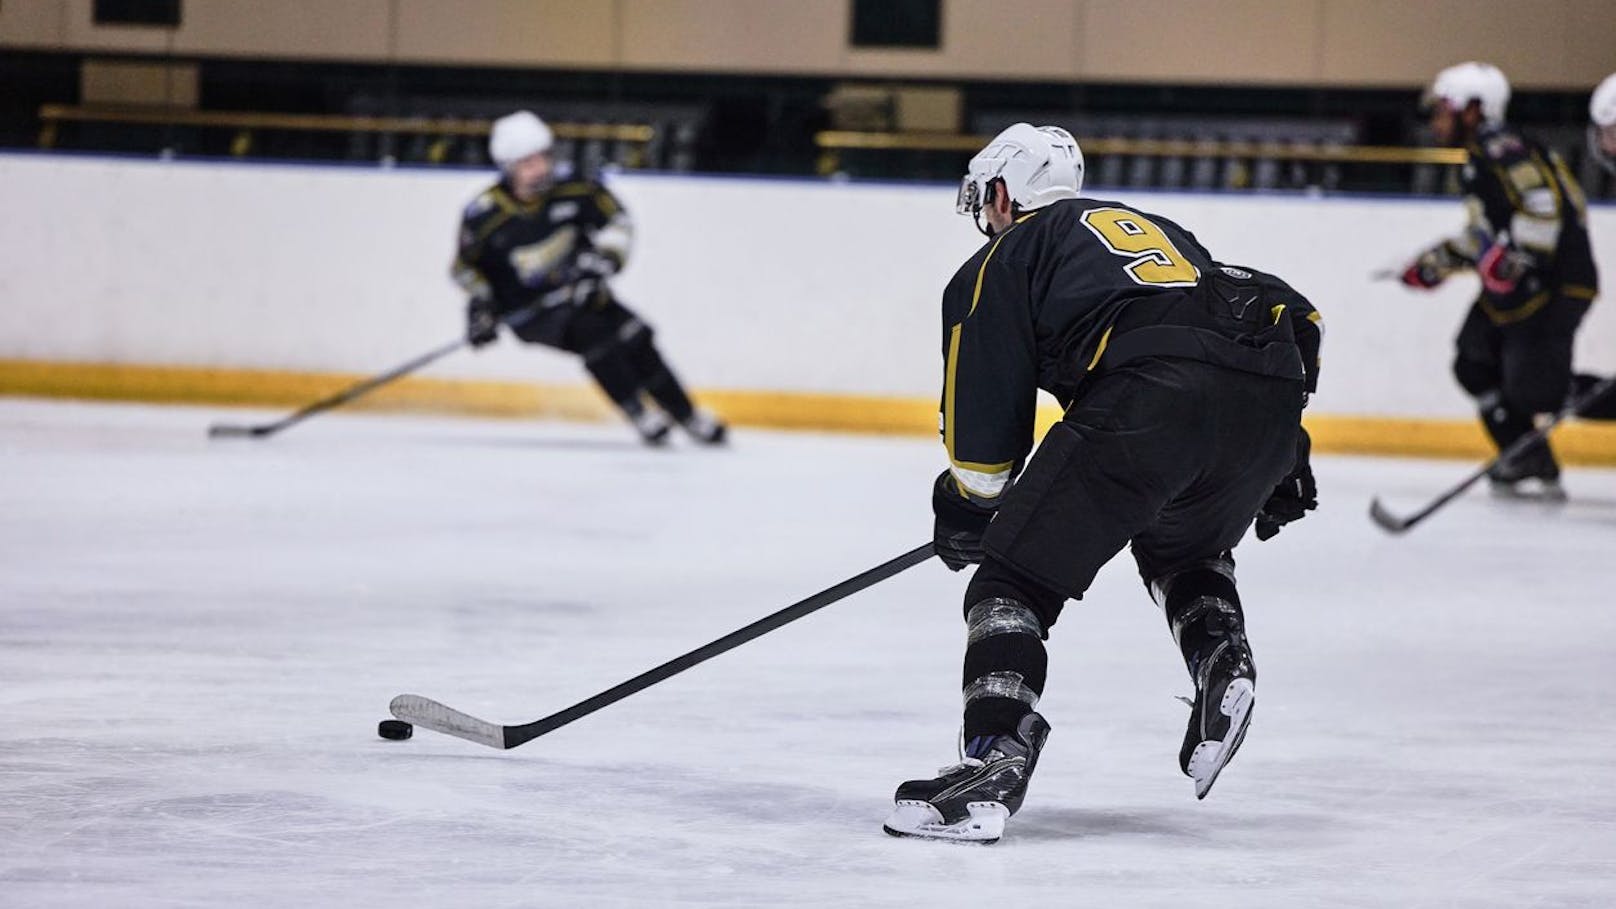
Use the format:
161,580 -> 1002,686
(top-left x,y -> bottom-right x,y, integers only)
964,559 -> 1066,634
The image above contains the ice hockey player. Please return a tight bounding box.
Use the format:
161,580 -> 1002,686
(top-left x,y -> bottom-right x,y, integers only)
452,110 -> 726,446
883,124 -> 1322,844
1399,63 -> 1598,497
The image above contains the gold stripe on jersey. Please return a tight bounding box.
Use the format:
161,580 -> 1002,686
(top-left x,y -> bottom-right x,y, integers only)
1481,290 -> 1552,325
1086,325 -> 1114,371
945,224 -> 1021,471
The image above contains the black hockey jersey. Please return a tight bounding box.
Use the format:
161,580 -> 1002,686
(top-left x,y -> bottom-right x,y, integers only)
451,178 -> 633,315
1434,124 -> 1598,323
939,198 -> 1313,499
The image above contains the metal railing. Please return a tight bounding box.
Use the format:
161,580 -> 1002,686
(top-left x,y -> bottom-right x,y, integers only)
815,129 -> 1467,165
37,104 -> 657,165
815,129 -> 1470,192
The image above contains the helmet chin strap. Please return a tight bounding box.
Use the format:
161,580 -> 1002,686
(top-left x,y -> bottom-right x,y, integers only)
974,178 -> 1003,238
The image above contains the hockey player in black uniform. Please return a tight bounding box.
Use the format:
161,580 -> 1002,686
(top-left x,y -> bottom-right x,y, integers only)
883,124 -> 1322,844
453,111 -> 726,446
1399,63 -> 1598,497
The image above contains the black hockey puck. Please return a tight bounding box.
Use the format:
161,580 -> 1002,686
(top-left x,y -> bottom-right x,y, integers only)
377,719 -> 413,741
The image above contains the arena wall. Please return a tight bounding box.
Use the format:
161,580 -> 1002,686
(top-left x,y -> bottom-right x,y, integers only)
4,152 -> 1615,460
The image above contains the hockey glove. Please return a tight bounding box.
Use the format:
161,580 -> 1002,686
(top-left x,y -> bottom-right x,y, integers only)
932,470 -> 996,571
1477,239 -> 1532,296
1255,427 -> 1317,541
570,249 -> 621,280
466,300 -> 499,348
1399,243 -> 1466,290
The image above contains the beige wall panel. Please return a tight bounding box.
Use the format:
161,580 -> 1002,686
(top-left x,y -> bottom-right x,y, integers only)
60,0 -> 171,52
395,0 -> 617,67
843,0 -> 1081,80
1318,0 -> 1591,88
617,0 -> 844,73
81,59 -> 198,106
170,0 -> 389,60
0,0 -> 67,48
1081,0 -> 1321,84
1558,0 -> 1616,91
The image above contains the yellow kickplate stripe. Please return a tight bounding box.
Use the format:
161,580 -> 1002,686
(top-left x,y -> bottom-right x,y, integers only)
5,359 -> 1616,464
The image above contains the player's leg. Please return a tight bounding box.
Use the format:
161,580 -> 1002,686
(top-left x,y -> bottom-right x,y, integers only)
1147,556 -> 1255,799
602,299 -> 727,444
1132,364 -> 1302,798
883,560 -> 1060,843
1450,301 -> 1560,492
886,364 -> 1194,842
561,305 -> 670,445
1491,297 -> 1590,494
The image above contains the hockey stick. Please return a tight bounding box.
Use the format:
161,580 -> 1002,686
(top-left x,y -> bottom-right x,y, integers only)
210,228 -> 582,439
391,542 -> 937,750
205,294 -> 574,439
1369,375 -> 1616,534
206,335 -> 472,439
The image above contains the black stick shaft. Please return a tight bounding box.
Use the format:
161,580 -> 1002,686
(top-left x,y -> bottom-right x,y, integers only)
211,303 -> 551,439
256,337 -> 468,435
503,542 -> 936,747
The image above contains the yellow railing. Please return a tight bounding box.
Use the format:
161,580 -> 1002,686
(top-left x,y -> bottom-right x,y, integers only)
815,129 -> 1467,166
37,104 -> 656,162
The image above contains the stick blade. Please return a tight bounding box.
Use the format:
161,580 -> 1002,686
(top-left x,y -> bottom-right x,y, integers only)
1368,497 -> 1414,534
389,694 -> 509,749
207,423 -> 270,439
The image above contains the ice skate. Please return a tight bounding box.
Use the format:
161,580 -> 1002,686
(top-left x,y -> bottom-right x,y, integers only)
1180,637 -> 1255,800
629,407 -> 671,446
1488,450 -> 1566,502
680,410 -> 728,446
883,712 -> 1049,844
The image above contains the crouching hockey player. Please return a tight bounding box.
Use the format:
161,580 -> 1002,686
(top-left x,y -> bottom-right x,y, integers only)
884,124 -> 1322,844
1399,63 -> 1599,497
452,111 -> 726,446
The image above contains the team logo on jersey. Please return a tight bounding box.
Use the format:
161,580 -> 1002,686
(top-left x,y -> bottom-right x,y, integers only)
549,201 -> 580,222
509,226 -> 578,287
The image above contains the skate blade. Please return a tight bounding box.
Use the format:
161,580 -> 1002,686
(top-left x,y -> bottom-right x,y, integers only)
882,801 -> 1007,844
1489,481 -> 1567,503
1187,677 -> 1255,800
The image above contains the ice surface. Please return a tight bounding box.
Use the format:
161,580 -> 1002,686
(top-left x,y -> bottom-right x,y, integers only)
2,398 -> 1614,907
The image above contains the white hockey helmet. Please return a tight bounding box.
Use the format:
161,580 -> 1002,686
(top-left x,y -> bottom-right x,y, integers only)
489,110 -> 554,168
1590,73 -> 1616,173
1426,62 -> 1511,124
957,123 -> 1084,222
1591,73 -> 1616,128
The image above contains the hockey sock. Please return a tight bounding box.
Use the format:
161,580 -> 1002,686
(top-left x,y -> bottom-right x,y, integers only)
1152,559 -> 1252,683
1477,390 -> 1557,475
627,336 -> 697,423
960,601 -> 1048,742
583,340 -> 649,417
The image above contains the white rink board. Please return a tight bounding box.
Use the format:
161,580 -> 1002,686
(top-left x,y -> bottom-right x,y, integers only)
2,152 -> 1614,418
2,399 -> 1615,906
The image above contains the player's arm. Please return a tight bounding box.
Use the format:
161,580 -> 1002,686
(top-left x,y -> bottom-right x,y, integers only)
585,184 -> 634,274
451,202 -> 500,347
939,247 -> 1039,506
557,181 -> 634,280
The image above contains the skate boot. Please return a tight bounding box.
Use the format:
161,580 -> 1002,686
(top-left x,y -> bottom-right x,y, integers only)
629,407 -> 671,447
1180,628 -> 1255,800
883,712 -> 1050,844
1488,446 -> 1565,502
680,410 -> 728,446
